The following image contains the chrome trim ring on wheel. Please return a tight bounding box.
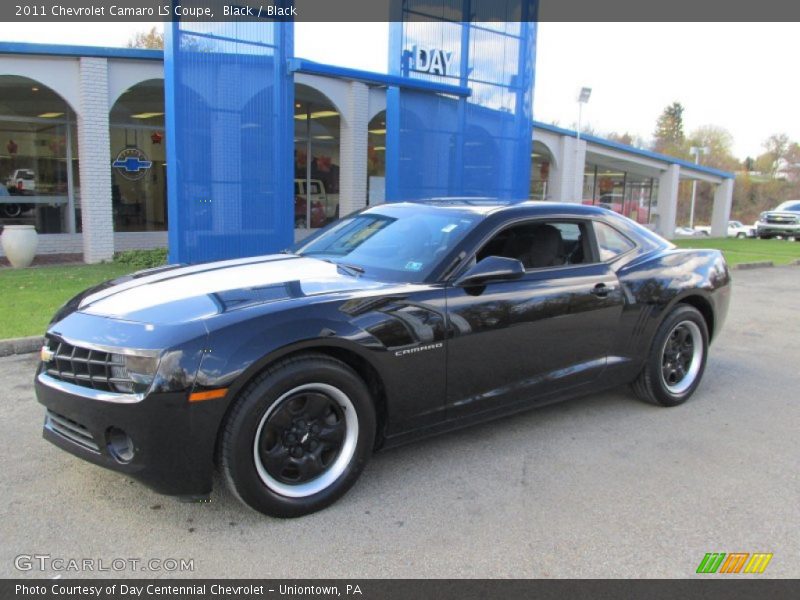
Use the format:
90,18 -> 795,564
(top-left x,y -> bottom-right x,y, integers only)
253,383 -> 358,498
660,320 -> 703,395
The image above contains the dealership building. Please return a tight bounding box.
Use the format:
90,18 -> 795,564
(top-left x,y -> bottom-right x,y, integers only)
0,36 -> 734,263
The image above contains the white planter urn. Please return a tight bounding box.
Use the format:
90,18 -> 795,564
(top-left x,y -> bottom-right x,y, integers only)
2,225 -> 38,268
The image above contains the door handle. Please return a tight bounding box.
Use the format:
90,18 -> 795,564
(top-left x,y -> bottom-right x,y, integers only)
591,283 -> 611,297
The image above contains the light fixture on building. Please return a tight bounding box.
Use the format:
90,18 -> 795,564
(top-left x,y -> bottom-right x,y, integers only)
130,112 -> 165,119
31,86 -> 39,92
368,128 -> 387,135
37,112 -> 64,118
313,135 -> 334,140
294,110 -> 339,120
577,87 -> 592,103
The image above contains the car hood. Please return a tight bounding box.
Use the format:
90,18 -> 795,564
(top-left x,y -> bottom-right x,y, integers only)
78,254 -> 390,324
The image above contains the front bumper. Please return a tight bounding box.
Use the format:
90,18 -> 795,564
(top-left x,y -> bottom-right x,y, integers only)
35,370 -> 228,497
756,222 -> 800,236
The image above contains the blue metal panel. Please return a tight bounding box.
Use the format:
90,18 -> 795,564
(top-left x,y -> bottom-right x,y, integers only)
288,58 -> 471,97
387,1 -> 538,201
165,21 -> 294,264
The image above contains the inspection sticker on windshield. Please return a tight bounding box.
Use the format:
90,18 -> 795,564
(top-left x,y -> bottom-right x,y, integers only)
405,261 -> 424,272
441,223 -> 458,233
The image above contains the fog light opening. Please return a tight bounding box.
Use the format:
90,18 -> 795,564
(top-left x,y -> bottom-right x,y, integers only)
107,427 -> 135,463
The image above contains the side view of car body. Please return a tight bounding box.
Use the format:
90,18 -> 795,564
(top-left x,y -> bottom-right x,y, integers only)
35,200 -> 731,517
756,200 -> 800,239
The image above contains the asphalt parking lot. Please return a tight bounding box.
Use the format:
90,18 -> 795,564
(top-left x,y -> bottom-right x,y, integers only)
1,267 -> 798,579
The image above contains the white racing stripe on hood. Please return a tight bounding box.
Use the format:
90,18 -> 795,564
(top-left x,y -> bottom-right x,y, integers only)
81,257 -> 338,319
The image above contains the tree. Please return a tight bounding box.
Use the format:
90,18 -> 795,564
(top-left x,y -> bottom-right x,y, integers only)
128,27 -> 163,50
652,102 -> 686,156
761,133 -> 790,177
687,125 -> 739,172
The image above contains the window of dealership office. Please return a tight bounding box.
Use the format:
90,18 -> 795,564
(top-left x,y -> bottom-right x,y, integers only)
0,75 -> 79,232
110,79 -> 167,232
582,164 -> 659,227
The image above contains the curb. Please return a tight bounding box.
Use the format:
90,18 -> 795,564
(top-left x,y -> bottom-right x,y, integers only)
0,336 -> 43,357
734,261 -> 774,270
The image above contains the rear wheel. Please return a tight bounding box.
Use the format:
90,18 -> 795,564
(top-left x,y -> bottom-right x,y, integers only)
220,354 -> 376,517
632,305 -> 709,407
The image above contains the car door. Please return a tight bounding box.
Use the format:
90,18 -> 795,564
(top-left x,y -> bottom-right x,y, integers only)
444,218 -> 625,420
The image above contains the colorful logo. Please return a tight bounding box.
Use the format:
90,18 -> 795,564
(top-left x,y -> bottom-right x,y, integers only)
696,552 -> 773,574
112,147 -> 152,181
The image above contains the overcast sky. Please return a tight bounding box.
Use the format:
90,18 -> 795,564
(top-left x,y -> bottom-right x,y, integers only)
4,21 -> 799,159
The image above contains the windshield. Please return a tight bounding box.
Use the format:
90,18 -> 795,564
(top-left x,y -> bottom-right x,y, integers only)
776,201 -> 800,212
293,205 -> 481,282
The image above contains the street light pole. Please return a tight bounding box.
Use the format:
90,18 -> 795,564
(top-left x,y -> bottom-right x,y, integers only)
689,146 -> 709,229
575,87 -> 592,201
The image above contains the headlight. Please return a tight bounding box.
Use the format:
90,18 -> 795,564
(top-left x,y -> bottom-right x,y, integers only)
110,353 -> 159,394
759,212 -> 767,221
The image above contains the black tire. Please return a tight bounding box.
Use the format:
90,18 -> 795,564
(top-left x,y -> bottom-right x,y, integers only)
736,232 -> 746,239
632,304 -> 709,407
220,353 -> 375,517
2,203 -> 22,218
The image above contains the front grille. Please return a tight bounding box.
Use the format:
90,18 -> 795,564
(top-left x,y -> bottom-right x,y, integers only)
44,338 -> 133,393
766,215 -> 798,224
45,409 -> 100,452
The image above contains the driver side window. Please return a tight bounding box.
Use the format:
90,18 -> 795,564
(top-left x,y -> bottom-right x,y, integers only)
476,220 -> 593,270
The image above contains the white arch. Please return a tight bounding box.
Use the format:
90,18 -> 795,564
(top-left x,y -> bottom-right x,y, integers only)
0,55 -> 80,114
107,59 -> 164,108
532,132 -> 560,170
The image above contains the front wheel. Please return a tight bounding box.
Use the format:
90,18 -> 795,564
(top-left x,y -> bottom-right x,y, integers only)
220,354 -> 376,517
736,232 -> 746,239
632,305 -> 709,407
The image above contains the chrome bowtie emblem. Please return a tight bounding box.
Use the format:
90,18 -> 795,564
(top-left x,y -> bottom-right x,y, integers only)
40,346 -> 55,362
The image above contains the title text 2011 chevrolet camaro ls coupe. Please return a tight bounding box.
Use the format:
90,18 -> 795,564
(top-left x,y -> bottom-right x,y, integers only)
35,201 -> 730,517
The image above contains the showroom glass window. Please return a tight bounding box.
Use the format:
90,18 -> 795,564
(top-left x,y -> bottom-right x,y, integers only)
0,76 -> 78,233
583,163 -> 656,226
109,79 -> 167,232
294,84 -> 341,231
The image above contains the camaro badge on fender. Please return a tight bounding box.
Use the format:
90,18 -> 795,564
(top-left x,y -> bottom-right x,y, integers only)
395,342 -> 444,357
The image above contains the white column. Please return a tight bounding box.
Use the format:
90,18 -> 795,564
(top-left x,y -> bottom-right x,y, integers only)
77,57 -> 114,263
547,136 -> 586,202
710,178 -> 734,237
655,164 -> 681,239
338,81 -> 369,215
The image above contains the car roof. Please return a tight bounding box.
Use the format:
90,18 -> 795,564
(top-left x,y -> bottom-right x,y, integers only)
392,198 -> 609,217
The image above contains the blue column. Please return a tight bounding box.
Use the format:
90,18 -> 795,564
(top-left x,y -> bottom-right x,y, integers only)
165,21 -> 294,264
386,1 -> 537,202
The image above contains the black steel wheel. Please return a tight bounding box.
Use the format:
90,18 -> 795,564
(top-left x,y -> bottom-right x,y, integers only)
220,353 -> 375,517
632,304 -> 709,407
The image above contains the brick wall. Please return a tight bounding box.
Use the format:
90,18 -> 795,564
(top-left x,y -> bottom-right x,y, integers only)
338,81 -> 369,215
77,57 -> 114,263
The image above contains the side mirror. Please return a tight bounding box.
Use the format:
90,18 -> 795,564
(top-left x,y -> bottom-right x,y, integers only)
455,256 -> 525,287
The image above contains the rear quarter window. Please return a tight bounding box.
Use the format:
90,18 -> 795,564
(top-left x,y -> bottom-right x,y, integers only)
594,221 -> 635,261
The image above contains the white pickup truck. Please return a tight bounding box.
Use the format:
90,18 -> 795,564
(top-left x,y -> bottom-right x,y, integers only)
694,220 -> 754,238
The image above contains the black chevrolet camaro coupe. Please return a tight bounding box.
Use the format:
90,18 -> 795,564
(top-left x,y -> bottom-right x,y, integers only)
36,200 -> 731,517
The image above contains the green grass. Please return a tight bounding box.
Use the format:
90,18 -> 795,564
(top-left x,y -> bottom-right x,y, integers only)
673,237 -> 800,266
0,263 -> 133,339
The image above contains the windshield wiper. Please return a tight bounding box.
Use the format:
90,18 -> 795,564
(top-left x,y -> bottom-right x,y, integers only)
335,262 -> 365,277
